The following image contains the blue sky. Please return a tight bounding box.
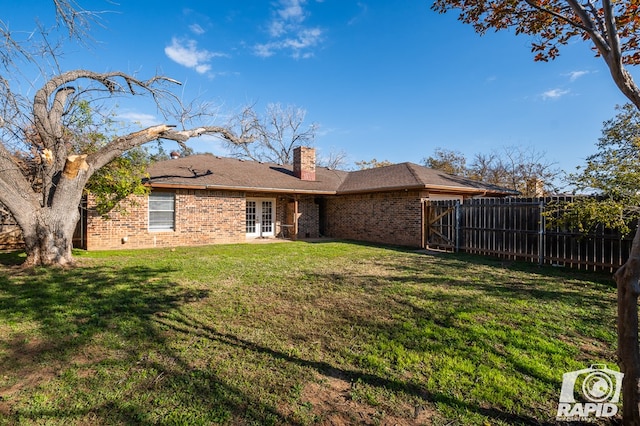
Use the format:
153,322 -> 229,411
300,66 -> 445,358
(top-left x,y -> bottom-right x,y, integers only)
5,0 -> 638,177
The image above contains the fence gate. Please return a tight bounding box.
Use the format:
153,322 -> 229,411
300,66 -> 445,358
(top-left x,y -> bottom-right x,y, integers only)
423,200 -> 458,252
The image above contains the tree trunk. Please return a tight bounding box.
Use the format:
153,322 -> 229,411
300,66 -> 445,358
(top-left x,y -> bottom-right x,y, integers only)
21,207 -> 79,267
615,224 -> 640,425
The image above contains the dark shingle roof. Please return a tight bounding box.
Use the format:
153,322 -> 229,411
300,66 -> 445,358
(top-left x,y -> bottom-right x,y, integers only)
146,155 -> 517,196
337,162 -> 518,195
146,154 -> 347,194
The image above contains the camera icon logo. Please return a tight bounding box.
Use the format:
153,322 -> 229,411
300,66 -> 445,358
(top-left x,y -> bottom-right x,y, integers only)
557,364 -> 623,420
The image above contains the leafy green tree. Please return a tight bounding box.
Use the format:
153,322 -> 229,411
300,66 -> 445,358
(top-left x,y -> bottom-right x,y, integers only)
423,148 -> 467,176
554,104 -> 640,234
354,158 -> 393,170
54,101 -> 150,218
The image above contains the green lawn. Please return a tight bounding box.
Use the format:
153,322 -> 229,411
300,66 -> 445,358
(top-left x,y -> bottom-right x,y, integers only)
0,241 -> 618,425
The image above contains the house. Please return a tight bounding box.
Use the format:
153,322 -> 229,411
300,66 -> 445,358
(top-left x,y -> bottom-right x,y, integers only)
80,147 -> 517,251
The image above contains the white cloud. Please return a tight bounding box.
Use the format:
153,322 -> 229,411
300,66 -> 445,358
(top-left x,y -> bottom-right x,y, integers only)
255,0 -> 324,58
164,37 -> 225,74
195,64 -> 212,74
566,70 -> 589,82
268,20 -> 286,37
254,27 -> 322,59
541,88 -> 570,100
285,27 -> 322,50
118,112 -> 159,127
254,43 -> 276,58
189,23 -> 206,35
348,2 -> 368,26
277,0 -> 306,22
188,133 -> 236,156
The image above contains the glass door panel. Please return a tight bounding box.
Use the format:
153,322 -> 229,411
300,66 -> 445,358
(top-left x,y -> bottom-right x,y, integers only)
246,199 -> 275,238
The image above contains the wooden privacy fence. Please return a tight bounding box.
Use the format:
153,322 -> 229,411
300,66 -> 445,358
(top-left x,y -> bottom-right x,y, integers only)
424,197 -> 634,271
0,204 -> 23,250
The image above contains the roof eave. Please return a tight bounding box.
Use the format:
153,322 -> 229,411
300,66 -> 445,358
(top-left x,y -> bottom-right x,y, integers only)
146,181 -> 516,197
148,182 -> 337,195
336,184 -> 516,196
336,185 -> 426,195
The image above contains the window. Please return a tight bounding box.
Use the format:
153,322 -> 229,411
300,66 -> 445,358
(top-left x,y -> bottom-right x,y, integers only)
149,192 -> 175,231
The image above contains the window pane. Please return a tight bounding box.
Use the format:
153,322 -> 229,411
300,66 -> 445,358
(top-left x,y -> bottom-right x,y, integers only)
149,193 -> 175,231
262,201 -> 273,233
149,198 -> 175,211
246,201 -> 256,233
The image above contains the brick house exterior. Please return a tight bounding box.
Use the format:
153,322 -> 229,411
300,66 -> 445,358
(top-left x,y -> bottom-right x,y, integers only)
85,190 -> 247,250
79,147 -> 517,251
1,147 -> 517,251
323,191 -> 425,247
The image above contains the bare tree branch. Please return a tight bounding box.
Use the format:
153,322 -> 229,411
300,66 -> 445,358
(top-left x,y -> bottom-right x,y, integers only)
224,103 -> 318,165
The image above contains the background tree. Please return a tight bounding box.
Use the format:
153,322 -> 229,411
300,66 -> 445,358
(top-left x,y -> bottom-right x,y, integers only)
423,147 -> 467,176
226,103 -> 318,165
0,4 -> 250,267
469,146 -> 560,196
354,158 -> 393,170
431,0 -> 640,421
552,103 -> 640,234
317,149 -> 349,170
423,146 -> 559,196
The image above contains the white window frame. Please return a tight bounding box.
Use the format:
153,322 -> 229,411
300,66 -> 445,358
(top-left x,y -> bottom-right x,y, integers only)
149,192 -> 175,231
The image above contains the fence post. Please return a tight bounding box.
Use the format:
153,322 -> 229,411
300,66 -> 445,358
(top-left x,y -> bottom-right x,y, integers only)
455,200 -> 461,253
538,200 -> 545,266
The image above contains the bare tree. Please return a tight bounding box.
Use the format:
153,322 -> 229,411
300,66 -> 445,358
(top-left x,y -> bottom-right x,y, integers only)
0,4 -> 250,267
423,146 -> 560,196
469,146 -> 560,196
226,103 -> 318,165
317,149 -> 349,170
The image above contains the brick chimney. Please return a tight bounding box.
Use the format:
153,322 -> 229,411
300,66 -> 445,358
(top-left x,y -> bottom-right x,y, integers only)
293,146 -> 316,181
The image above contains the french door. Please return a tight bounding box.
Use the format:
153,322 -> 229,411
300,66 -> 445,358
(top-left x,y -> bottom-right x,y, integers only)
246,199 -> 275,238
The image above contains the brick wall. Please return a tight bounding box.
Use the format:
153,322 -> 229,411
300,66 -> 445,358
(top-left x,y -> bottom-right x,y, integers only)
86,188 -> 424,251
323,190 -> 424,247
296,197 -> 320,239
86,189 -> 246,250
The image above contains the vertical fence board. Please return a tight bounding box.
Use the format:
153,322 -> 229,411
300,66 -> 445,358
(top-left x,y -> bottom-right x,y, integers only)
424,197 -> 633,272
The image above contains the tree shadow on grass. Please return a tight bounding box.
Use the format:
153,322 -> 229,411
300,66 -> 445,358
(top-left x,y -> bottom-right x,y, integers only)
0,250 -> 26,266
0,264 -> 291,425
158,310 -> 555,426
295,262 -> 618,424
0,243 -> 618,425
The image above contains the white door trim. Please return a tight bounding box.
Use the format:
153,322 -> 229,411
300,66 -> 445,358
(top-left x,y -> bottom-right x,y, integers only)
246,198 -> 276,238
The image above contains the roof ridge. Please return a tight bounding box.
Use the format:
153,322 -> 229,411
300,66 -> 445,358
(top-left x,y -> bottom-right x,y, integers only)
404,162 -> 425,186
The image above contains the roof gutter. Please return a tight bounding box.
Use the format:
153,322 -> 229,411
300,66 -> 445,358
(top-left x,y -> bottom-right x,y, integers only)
335,184 -> 516,196
147,182 -> 337,195
146,182 -> 516,197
